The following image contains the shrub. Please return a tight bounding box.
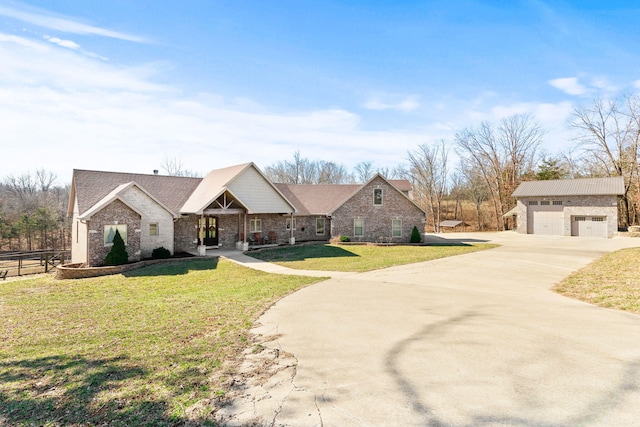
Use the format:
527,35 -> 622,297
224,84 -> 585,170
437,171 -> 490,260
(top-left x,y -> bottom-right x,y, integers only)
410,226 -> 422,244
152,247 -> 171,259
104,229 -> 129,265
340,235 -> 350,242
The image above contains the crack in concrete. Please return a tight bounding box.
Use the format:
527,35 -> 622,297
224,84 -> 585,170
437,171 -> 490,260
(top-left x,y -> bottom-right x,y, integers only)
270,352 -> 299,427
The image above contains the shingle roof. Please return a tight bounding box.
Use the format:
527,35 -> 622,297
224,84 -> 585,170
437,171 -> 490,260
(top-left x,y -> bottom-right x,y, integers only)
512,177 -> 625,197
274,183 -> 360,215
180,163 -> 250,214
71,169 -> 202,216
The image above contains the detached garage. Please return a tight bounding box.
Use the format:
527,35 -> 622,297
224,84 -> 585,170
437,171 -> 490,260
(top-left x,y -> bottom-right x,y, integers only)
511,177 -> 624,238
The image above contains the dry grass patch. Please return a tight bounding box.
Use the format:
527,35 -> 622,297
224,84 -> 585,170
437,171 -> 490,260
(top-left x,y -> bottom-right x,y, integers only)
554,247 -> 640,313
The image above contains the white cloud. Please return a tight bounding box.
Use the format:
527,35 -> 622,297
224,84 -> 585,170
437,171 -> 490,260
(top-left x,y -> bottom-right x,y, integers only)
548,77 -> 587,95
364,95 -> 420,112
0,4 -> 147,43
44,35 -> 80,49
0,33 -> 427,182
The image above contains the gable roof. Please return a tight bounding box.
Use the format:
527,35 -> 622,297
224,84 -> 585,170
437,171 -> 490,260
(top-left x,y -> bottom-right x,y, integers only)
276,175 -> 426,216
180,162 -> 296,215
78,181 -> 179,220
274,183 -> 360,215
70,169 -> 201,218
512,177 -> 625,197
78,182 -> 144,220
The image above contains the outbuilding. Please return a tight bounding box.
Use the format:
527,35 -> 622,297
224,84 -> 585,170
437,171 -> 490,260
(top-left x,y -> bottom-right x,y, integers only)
511,177 -> 624,238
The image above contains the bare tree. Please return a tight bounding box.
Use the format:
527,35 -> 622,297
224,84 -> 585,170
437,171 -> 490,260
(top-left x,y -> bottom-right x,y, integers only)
161,156 -> 201,177
570,96 -> 640,226
264,151 -> 353,184
319,161 -> 354,184
459,160 -> 490,230
407,140 -> 449,232
355,161 -> 374,183
456,114 -> 543,230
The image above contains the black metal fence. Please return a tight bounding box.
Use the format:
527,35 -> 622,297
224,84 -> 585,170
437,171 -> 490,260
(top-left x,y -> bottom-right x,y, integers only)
0,250 -> 71,279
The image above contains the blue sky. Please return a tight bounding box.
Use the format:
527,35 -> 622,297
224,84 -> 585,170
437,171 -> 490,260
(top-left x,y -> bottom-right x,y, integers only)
2,0 -> 640,183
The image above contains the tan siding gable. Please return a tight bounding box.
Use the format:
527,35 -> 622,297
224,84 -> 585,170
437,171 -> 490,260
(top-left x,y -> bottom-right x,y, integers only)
228,167 -> 294,214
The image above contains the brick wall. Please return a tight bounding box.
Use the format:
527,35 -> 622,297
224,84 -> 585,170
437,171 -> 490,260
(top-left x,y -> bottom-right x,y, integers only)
331,176 -> 425,243
174,216 -> 199,253
87,199 -> 141,266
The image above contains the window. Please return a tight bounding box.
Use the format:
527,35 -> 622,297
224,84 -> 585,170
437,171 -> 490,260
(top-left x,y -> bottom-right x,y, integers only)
149,223 -> 158,236
392,219 -> 402,237
552,201 -> 563,206
286,218 -> 296,230
250,218 -> 262,233
104,224 -> 127,246
354,219 -> 364,237
540,201 -> 550,205
592,216 -> 605,222
529,201 -> 538,206
373,188 -> 383,205
575,217 -> 586,222
316,218 -> 325,235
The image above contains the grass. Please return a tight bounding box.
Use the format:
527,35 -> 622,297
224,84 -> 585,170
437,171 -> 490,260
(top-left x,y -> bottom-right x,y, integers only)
248,243 -> 499,272
0,258 -> 325,426
554,247 -> 640,313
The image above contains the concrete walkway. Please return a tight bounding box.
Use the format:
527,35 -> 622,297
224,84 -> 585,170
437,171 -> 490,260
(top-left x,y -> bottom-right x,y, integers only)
215,248 -> 355,278
216,233 -> 640,427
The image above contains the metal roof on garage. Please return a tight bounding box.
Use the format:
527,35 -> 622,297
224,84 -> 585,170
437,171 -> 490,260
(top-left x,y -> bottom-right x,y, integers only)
512,177 -> 624,197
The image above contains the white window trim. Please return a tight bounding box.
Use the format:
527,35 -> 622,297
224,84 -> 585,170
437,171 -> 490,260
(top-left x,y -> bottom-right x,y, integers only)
250,218 -> 262,233
104,224 -> 127,246
149,223 -> 159,236
373,188 -> 383,206
354,218 -> 364,237
392,219 -> 402,237
286,218 -> 296,230
316,218 -> 325,235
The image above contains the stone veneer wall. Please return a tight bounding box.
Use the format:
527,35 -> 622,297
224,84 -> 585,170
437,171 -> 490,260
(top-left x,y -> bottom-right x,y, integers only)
331,176 -> 425,243
87,199 -> 141,266
515,195 -> 619,237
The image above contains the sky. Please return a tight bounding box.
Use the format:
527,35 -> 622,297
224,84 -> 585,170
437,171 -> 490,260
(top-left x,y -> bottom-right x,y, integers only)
2,0 -> 640,184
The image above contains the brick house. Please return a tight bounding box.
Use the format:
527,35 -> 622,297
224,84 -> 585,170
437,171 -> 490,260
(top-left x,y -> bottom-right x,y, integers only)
509,177 -> 624,238
68,163 -> 427,266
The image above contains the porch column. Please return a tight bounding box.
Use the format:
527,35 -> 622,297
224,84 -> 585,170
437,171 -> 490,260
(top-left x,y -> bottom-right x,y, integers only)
198,213 -> 206,256
289,213 -> 295,245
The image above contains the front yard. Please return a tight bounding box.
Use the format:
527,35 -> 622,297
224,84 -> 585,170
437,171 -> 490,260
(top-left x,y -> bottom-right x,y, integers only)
554,247 -> 640,314
0,244 -> 498,426
0,258 -> 324,426
248,242 -> 499,272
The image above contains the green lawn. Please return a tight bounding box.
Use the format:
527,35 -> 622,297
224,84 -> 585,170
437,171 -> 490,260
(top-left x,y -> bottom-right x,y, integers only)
248,243 -> 499,272
554,247 -> 640,314
0,258 -> 324,426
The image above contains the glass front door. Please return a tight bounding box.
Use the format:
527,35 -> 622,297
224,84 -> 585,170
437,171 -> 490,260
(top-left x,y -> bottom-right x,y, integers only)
198,217 -> 218,246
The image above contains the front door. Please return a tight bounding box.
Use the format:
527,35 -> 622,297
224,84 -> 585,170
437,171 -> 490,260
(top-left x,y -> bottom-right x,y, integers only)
198,216 -> 219,246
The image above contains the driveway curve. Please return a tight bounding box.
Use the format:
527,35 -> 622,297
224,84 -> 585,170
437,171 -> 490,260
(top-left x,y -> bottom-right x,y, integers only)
220,233 -> 640,427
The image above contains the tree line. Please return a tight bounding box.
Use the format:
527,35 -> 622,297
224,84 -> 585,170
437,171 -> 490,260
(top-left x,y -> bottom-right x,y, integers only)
264,96 -> 640,232
3,96 -> 639,251
0,170 -> 70,251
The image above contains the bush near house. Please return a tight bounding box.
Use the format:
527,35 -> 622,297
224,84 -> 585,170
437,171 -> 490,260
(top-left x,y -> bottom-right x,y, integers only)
152,247 -> 171,259
410,226 -> 422,243
104,230 -> 128,266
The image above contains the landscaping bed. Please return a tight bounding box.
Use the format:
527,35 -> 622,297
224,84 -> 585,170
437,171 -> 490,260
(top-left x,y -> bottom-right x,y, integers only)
55,253 -> 196,279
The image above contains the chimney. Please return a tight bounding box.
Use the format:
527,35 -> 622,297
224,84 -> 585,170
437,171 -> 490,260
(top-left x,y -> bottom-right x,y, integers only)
153,170 -> 158,175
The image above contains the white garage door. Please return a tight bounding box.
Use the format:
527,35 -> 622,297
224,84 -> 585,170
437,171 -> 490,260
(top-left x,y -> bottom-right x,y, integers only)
527,201 -> 564,235
571,216 -> 608,238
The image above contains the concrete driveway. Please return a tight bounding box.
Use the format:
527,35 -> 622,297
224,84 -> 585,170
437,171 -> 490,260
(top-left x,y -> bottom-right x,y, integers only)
219,233 -> 640,427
